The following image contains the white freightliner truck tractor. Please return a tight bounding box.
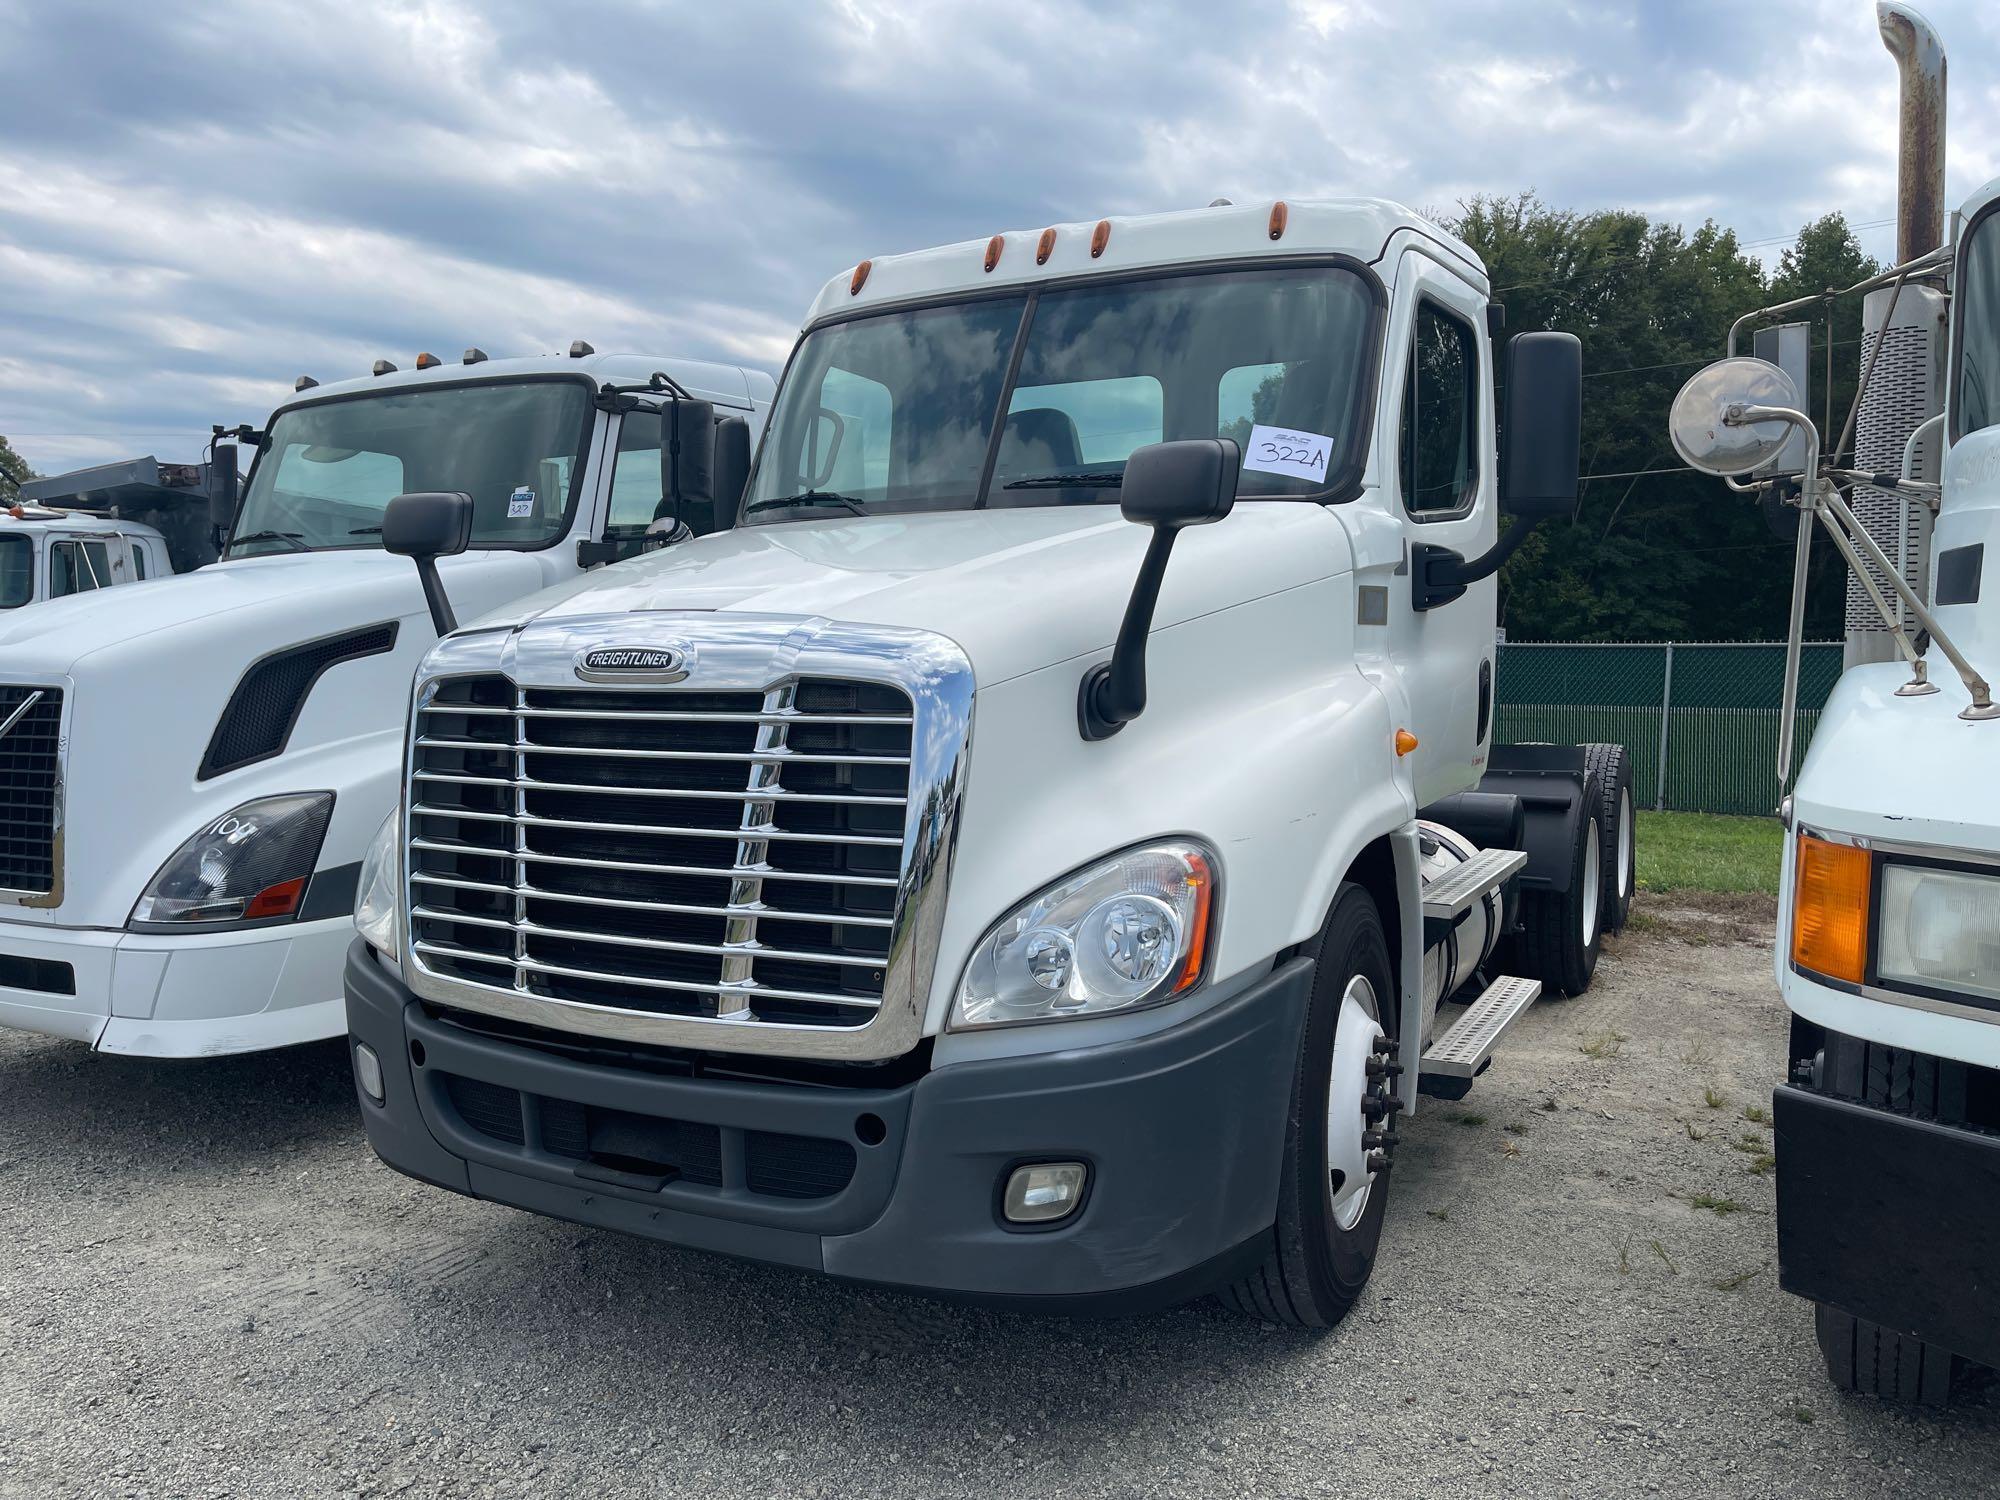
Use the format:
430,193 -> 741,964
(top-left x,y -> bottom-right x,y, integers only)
0,347 -> 772,1057
345,198 -> 1636,1319
1670,1 -> 2000,1405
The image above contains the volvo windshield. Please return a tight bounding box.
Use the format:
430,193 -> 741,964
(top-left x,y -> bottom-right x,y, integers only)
228,379 -> 594,557
743,264 -> 1382,523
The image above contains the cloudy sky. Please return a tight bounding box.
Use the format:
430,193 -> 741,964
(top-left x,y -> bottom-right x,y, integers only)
4,0 -> 1998,474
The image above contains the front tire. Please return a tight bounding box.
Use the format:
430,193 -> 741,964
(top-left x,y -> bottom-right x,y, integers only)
1219,883 -> 1399,1328
1815,1303 -> 1956,1406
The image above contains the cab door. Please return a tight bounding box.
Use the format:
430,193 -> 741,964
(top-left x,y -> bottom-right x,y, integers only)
1377,252 -> 1498,805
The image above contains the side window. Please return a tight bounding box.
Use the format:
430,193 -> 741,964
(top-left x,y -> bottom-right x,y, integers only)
1958,210 -> 2000,438
1002,376 -> 1163,473
0,535 -> 29,607
1399,302 -> 1480,516
50,540 -> 111,597
606,411 -> 664,534
130,543 -> 147,581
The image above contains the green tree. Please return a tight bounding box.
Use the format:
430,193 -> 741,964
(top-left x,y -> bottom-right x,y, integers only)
0,436 -> 32,501
1450,196 -> 1875,641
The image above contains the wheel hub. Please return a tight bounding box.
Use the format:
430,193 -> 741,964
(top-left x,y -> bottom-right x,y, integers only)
1325,976 -> 1401,1231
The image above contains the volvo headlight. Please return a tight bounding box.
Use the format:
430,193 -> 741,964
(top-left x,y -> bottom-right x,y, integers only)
1878,863 -> 2000,1004
952,841 -> 1215,1029
354,811 -> 400,958
130,793 -> 334,926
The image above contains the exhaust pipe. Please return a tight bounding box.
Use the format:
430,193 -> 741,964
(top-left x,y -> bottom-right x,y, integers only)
1878,1 -> 1946,264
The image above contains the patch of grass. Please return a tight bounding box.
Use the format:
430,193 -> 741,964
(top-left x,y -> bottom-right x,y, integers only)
1689,1193 -> 1744,1216
1792,1406 -> 1815,1425
1747,1152 -> 1776,1175
1742,1104 -> 1771,1126
1579,1031 -> 1629,1060
1504,1121 -> 1529,1136
1649,1240 -> 1678,1275
1712,1266 -> 1764,1292
1453,1112 -> 1486,1129
1618,1243 -> 1631,1275
1730,1133 -> 1766,1154
1680,1040 -> 1715,1069
1426,1207 -> 1450,1222
1703,1085 -> 1728,1110
1636,811 -> 1783,896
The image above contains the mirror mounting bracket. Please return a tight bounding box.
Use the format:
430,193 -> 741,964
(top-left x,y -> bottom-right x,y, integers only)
1411,517 -> 1536,611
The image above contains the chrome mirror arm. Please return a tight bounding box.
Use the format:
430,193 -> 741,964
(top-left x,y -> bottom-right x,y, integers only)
1729,404 -> 1819,779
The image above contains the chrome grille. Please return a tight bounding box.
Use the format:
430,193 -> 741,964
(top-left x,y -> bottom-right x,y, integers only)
0,686 -> 63,898
406,674 -> 913,1030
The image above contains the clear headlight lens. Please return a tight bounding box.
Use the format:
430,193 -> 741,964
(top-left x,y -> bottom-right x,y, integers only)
1878,863 -> 2000,1003
952,841 -> 1215,1029
130,793 -> 334,926
354,810 -> 400,957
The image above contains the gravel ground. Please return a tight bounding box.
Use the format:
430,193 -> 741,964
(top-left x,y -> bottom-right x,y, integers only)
4,905 -> 1998,1500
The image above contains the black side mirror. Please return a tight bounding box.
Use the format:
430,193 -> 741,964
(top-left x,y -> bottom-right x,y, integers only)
1078,438 -> 1239,741
208,442 -> 238,535
711,416 -> 752,532
384,490 -> 474,635
1498,330 -> 1582,519
658,397 -> 716,534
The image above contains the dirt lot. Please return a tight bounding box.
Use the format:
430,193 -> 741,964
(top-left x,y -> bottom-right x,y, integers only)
3,905 -> 1998,1499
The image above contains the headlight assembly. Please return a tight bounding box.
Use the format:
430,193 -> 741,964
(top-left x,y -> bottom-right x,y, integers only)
130,793 -> 334,927
952,841 -> 1215,1029
1878,863 -> 2000,1004
353,810 -> 400,958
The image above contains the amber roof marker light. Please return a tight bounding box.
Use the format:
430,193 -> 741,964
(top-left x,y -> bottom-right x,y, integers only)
1268,201 -> 1289,241
1036,228 -> 1057,265
984,235 -> 1004,273
1091,219 -> 1111,258
850,260 -> 872,296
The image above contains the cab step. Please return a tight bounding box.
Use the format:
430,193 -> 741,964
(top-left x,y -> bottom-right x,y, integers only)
1419,974 -> 1543,1088
1421,845 -> 1529,921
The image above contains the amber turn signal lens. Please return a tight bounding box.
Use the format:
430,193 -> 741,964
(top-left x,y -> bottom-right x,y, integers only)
1791,834 -> 1872,985
1173,851 -> 1214,993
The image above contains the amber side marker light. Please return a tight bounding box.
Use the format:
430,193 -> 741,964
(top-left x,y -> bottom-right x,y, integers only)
1792,834 -> 1872,985
1173,852 -> 1215,993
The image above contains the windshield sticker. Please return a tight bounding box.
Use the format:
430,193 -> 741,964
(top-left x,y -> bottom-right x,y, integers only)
507,486 -> 536,519
1241,424 -> 1333,484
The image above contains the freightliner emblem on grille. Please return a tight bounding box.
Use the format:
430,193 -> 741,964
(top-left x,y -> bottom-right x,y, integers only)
574,645 -> 693,683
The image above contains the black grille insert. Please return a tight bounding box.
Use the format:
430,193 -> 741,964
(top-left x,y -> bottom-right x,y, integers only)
0,686 -> 62,895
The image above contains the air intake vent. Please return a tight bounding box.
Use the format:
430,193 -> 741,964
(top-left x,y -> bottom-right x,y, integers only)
406,674 -> 912,1032
0,686 -> 63,896
200,623 -> 399,779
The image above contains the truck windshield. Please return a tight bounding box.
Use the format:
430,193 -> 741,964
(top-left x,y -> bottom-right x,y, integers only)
743,264 -> 1381,523
0,534 -> 28,608
228,379 -> 594,557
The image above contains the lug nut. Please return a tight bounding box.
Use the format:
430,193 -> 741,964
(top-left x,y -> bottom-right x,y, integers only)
1363,1128 -> 1398,1151
1366,1149 -> 1392,1173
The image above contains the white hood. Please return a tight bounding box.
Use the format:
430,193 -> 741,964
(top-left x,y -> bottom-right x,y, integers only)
487,505 -> 1356,687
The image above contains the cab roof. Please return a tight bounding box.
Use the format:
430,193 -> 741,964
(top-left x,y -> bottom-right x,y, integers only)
278,351 -> 775,418
807,197 -> 1486,326
2,506 -> 165,539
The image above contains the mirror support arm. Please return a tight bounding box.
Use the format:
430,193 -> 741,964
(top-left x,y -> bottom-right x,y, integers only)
1412,515 -> 1536,612
1079,527 -> 1178,740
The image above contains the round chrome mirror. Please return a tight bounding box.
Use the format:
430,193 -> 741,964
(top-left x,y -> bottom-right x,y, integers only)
1669,357 -> 1803,477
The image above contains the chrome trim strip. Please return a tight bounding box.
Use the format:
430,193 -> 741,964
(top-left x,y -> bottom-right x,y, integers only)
416,737 -> 910,766
407,838 -> 903,887
408,870 -> 896,925
400,613 -> 974,1061
412,769 -> 907,805
409,806 -> 904,846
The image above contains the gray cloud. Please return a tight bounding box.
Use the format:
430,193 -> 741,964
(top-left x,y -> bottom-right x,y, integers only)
4,0 -> 1997,474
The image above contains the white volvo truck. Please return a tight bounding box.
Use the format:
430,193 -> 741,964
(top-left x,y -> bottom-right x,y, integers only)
346,199 -> 1633,1317
0,349 -> 771,1057
1672,2 -> 2000,1404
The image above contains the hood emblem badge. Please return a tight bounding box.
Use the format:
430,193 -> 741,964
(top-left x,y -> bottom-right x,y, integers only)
574,644 -> 693,683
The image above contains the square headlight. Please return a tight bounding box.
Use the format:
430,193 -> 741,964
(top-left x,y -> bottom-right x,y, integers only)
1877,863 -> 2000,1005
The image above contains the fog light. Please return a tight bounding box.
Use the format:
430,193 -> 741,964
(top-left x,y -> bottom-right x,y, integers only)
354,1041 -> 385,1104
1003,1162 -> 1088,1224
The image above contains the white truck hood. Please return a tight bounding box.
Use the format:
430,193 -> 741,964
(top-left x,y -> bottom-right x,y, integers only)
485,505 -> 1355,687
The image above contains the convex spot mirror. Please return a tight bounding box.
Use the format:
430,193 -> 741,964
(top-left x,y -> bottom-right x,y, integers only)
1670,358 -> 1802,478
1499,331 -> 1583,521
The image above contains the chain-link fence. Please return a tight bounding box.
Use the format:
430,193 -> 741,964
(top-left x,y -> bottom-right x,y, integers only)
1494,641 -> 1844,817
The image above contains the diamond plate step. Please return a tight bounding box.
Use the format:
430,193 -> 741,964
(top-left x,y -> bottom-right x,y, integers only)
1420,845 -> 1528,920
1420,975 -> 1543,1080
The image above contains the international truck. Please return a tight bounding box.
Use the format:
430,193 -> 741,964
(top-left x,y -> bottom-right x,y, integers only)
0,348 -> 771,1057
1671,1 -> 2000,1405
345,198 -> 1634,1319
2,501 -> 174,609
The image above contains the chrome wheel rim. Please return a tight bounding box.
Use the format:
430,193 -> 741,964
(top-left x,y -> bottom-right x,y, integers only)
1325,974 -> 1385,1232
1582,816 -> 1601,947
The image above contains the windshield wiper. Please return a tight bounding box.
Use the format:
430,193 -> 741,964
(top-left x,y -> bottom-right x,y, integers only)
743,490 -> 868,518
228,530 -> 309,553
348,525 -> 383,535
1001,471 -> 1123,490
